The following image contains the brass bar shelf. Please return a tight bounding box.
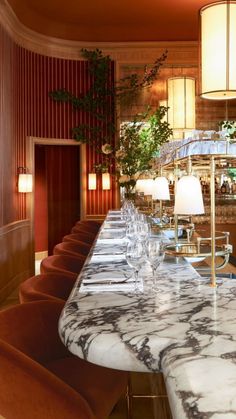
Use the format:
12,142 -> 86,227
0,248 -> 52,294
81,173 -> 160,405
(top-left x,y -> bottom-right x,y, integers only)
158,138 -> 236,287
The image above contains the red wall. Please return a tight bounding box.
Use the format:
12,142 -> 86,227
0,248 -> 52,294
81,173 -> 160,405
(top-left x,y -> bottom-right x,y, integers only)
0,24 -> 117,229
18,50 -> 116,217
34,146 -> 48,252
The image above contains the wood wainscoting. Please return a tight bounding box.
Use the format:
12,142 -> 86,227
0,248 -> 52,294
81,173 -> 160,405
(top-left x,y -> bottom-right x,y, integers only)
0,220 -> 34,303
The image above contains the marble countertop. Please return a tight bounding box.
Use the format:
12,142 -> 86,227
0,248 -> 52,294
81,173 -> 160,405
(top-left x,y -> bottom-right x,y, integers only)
59,211 -> 236,419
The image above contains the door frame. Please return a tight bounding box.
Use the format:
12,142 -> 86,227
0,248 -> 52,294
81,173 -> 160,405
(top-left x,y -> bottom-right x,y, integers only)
26,136 -> 86,268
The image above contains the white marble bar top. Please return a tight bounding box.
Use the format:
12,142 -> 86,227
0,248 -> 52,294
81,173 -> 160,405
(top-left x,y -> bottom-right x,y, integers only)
59,211 -> 236,419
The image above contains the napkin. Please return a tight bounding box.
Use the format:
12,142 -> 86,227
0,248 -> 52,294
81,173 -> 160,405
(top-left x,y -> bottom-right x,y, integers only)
80,277 -> 143,293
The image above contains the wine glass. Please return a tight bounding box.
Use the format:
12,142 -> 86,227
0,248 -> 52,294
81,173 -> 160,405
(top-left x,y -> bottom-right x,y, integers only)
126,224 -> 138,242
125,241 -> 146,293
136,221 -> 150,243
146,239 -> 165,290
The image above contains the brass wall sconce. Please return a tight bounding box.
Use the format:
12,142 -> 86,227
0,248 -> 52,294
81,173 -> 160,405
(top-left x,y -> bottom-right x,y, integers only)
18,167 -> 33,193
88,172 -> 111,191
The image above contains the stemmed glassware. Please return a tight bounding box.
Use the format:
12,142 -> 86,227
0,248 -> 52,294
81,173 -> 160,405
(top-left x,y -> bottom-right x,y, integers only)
126,224 -> 138,242
125,241 -> 146,293
136,222 -> 150,242
146,239 -> 165,290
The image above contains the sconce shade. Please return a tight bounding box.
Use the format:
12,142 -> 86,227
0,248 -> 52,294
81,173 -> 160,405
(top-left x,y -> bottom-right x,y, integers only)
136,179 -> 154,195
18,174 -> 33,193
152,177 -> 170,200
200,2 -> 236,99
174,175 -> 205,215
102,173 -> 111,190
167,77 -> 195,129
88,173 -> 97,190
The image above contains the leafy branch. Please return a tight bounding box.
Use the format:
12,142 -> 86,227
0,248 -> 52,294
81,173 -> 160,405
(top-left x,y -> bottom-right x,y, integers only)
49,48 -> 168,147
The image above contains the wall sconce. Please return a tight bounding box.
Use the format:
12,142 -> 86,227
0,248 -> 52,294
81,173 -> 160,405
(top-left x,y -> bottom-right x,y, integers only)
18,167 -> 33,193
200,2 -> 236,100
88,173 -> 97,190
167,77 -> 195,133
102,172 -> 111,190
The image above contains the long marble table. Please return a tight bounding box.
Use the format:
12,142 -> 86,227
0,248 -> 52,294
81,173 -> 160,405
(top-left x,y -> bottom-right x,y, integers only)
59,211 -> 236,419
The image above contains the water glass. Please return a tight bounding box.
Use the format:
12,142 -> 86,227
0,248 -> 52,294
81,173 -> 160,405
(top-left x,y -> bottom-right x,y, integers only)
125,241 -> 146,292
126,224 -> 138,242
146,239 -> 165,290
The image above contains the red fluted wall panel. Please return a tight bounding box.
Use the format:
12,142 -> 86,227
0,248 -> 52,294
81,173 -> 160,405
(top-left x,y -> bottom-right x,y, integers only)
18,50 -> 116,217
0,22 -> 116,227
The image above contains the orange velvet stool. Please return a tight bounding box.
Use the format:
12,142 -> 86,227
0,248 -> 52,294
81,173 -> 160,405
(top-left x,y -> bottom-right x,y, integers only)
63,232 -> 94,245
40,255 -> 84,279
19,273 -> 76,303
74,220 -> 101,234
53,241 -> 90,258
0,301 -> 128,419
71,225 -> 97,239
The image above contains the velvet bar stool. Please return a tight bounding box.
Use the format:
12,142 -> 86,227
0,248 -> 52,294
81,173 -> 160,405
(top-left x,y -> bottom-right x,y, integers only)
19,273 -> 76,303
63,232 -> 94,246
40,254 -> 84,279
74,220 -> 101,234
53,241 -> 90,258
0,301 -> 128,419
71,225 -> 97,239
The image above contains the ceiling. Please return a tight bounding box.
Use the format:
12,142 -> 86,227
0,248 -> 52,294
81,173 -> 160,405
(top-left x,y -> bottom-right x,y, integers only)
7,0 -> 217,43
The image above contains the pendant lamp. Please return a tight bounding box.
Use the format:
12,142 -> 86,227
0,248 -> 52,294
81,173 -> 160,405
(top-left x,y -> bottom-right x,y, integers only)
167,77 -> 196,130
200,1 -> 236,99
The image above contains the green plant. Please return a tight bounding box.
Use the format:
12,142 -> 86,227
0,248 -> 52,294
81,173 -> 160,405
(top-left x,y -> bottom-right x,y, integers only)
115,106 -> 172,195
49,49 -> 170,184
219,120 -> 236,139
49,48 -> 168,148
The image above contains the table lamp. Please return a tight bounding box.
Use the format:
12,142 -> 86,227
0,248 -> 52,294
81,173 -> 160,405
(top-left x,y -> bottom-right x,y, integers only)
152,176 -> 170,225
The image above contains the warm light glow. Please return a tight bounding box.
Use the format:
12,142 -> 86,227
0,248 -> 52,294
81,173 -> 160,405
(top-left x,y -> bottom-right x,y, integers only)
159,99 -> 168,122
136,179 -> 154,195
174,175 -> 205,215
200,2 -> 236,99
152,177 -> 170,200
88,173 -> 97,190
18,174 -> 33,193
167,77 -> 195,129
102,173 -> 111,190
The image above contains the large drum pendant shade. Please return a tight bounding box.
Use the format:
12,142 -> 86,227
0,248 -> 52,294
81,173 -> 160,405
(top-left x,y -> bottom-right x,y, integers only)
200,1 -> 236,100
167,77 -> 195,130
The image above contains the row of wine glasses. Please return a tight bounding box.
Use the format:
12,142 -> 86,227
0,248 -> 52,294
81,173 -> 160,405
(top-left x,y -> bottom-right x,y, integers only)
126,222 -> 150,242
125,239 -> 165,292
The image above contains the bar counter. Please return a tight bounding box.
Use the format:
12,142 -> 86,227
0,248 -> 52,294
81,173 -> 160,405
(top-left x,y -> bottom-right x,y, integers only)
59,211 -> 236,419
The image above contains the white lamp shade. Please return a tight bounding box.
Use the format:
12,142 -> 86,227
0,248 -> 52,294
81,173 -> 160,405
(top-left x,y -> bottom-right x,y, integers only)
200,2 -> 236,99
18,174 -> 33,192
174,175 -> 205,215
168,77 -> 195,129
102,172 -> 111,190
152,177 -> 170,200
88,173 -> 97,190
136,179 -> 154,195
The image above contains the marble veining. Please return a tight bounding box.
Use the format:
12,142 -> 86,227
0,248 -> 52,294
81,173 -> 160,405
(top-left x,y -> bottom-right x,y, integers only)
59,211 -> 236,419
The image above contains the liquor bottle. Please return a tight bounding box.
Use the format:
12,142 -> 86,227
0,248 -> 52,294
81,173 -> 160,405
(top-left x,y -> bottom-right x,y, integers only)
225,180 -> 230,194
221,181 -> 226,194
232,180 -> 236,194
